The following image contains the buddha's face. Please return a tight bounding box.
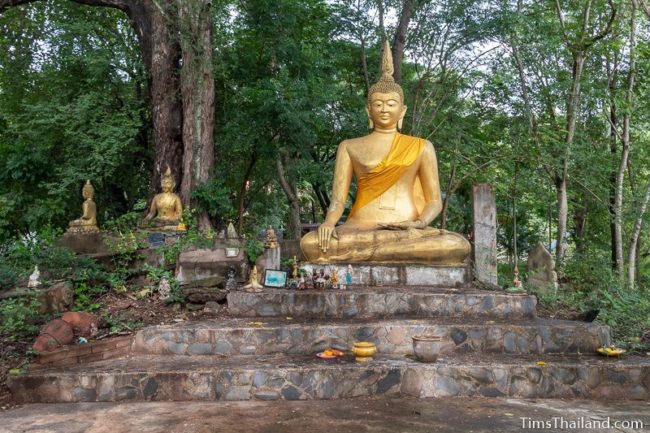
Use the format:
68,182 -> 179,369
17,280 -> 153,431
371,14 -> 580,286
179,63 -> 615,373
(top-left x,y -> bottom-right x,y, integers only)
161,178 -> 174,193
367,92 -> 407,129
82,186 -> 93,200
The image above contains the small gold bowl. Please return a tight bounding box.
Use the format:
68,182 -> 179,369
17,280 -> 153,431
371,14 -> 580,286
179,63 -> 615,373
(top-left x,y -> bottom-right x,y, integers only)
597,346 -> 626,357
351,341 -> 377,362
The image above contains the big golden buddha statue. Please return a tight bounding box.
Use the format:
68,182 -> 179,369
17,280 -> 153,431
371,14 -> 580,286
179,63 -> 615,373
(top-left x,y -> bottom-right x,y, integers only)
300,42 -> 470,265
140,166 -> 183,231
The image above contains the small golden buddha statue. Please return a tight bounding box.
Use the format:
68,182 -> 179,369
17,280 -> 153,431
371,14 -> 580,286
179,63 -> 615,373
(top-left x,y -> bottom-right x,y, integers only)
264,226 -> 279,249
141,166 -> 183,231
242,265 -> 263,292
67,180 -> 99,234
300,42 -> 470,265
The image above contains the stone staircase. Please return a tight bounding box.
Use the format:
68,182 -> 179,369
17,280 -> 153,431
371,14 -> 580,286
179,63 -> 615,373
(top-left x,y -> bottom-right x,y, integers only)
8,267 -> 650,403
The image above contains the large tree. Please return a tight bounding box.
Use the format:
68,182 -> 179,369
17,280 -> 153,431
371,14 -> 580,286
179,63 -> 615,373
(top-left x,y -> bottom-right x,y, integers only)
0,0 -> 214,226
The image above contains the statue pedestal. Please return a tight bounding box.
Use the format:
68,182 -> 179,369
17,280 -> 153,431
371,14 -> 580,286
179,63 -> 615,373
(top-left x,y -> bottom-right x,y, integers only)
300,263 -> 469,287
58,231 -> 110,255
175,248 -> 247,286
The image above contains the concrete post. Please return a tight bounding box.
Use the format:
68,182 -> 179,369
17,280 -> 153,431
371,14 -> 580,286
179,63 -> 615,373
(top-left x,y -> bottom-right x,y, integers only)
472,183 -> 497,285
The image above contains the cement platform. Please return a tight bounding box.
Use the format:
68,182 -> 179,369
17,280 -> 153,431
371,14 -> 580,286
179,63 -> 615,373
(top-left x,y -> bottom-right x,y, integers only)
2,397 -> 649,433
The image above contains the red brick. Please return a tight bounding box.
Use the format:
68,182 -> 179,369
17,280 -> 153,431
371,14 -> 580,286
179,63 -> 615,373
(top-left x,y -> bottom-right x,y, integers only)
101,346 -> 130,360
61,312 -> 98,337
38,345 -> 93,363
77,352 -> 104,363
33,320 -> 74,352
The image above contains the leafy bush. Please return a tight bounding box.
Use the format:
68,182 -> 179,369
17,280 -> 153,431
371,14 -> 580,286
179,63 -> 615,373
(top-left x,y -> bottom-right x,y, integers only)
144,263 -> 184,304
0,295 -> 43,340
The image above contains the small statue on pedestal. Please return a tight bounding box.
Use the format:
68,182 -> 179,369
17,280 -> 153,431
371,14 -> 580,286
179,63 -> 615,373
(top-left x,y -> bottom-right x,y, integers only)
242,266 -> 263,292
225,267 -> 238,291
140,166 -> 184,231
28,265 -> 41,288
291,256 -> 298,279
67,180 -> 99,234
331,269 -> 339,289
158,277 -> 171,301
264,226 -> 279,249
345,264 -> 353,288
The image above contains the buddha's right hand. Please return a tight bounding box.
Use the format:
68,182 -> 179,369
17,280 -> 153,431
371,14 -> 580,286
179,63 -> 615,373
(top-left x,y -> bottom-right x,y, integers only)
318,223 -> 338,253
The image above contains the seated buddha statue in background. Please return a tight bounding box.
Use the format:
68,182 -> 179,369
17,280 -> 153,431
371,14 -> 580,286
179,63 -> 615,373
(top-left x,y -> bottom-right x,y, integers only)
300,42 -> 470,265
140,166 -> 183,231
67,180 -> 99,234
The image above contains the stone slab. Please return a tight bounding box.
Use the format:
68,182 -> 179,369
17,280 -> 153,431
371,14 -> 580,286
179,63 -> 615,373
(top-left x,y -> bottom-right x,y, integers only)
9,353 -> 650,403
472,184 -> 497,285
58,232 -> 110,255
300,264 -> 469,287
131,318 -> 610,356
227,287 -> 537,319
176,248 -> 247,284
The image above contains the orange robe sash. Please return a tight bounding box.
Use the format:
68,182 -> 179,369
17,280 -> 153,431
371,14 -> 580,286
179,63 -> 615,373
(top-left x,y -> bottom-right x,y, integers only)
349,133 -> 424,217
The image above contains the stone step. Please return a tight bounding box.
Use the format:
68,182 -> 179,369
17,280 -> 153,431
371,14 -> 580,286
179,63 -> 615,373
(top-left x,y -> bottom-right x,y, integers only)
9,353 -> 649,403
132,318 -> 610,357
227,287 -> 537,319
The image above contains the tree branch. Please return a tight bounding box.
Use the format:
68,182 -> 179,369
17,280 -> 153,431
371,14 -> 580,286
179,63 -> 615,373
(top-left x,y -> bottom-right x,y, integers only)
585,0 -> 616,48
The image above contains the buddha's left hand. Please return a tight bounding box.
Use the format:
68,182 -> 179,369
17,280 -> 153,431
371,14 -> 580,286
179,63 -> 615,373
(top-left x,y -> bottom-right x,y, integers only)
379,220 -> 426,230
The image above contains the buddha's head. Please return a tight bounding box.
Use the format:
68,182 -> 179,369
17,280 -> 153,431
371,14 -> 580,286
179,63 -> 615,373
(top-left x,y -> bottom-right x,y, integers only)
82,180 -> 95,200
366,41 -> 407,130
161,166 -> 176,193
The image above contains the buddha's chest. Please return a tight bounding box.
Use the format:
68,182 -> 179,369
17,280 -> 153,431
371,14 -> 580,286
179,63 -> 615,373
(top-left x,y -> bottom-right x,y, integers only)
347,140 -> 393,172
156,195 -> 178,211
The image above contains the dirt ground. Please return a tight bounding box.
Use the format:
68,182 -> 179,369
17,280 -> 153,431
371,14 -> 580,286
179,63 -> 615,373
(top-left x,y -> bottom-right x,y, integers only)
1,397 -> 649,433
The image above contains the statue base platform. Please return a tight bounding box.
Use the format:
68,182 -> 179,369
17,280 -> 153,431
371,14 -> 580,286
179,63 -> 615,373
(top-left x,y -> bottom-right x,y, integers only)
176,248 -> 248,286
144,231 -> 185,248
300,263 -> 469,287
58,231 -> 109,255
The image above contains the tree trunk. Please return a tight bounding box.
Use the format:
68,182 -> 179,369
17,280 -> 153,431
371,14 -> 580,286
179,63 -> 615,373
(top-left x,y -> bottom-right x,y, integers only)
276,155 -> 302,240
614,0 -> 637,279
391,0 -> 416,83
556,174 -> 568,262
628,178 -> 650,289
360,35 -> 370,92
552,0 -> 616,262
440,161 -> 457,230
606,52 -> 619,270
237,152 -> 257,236
0,0 -> 186,201
555,52 -> 585,262
573,204 -> 587,253
149,1 -> 184,201
311,183 -> 330,218
177,0 -> 215,230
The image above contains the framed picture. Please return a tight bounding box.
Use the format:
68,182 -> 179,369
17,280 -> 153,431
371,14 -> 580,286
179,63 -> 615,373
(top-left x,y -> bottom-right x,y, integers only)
264,269 -> 287,288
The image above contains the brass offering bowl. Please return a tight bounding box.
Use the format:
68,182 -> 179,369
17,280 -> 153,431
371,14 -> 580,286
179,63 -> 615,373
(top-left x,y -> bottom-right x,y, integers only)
351,341 -> 377,362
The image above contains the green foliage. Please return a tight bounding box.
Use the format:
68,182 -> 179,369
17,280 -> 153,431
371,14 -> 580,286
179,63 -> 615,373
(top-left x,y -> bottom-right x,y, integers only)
143,263 -> 184,304
0,2 -> 149,242
245,238 -> 264,263
0,294 -> 42,340
101,311 -> 140,333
